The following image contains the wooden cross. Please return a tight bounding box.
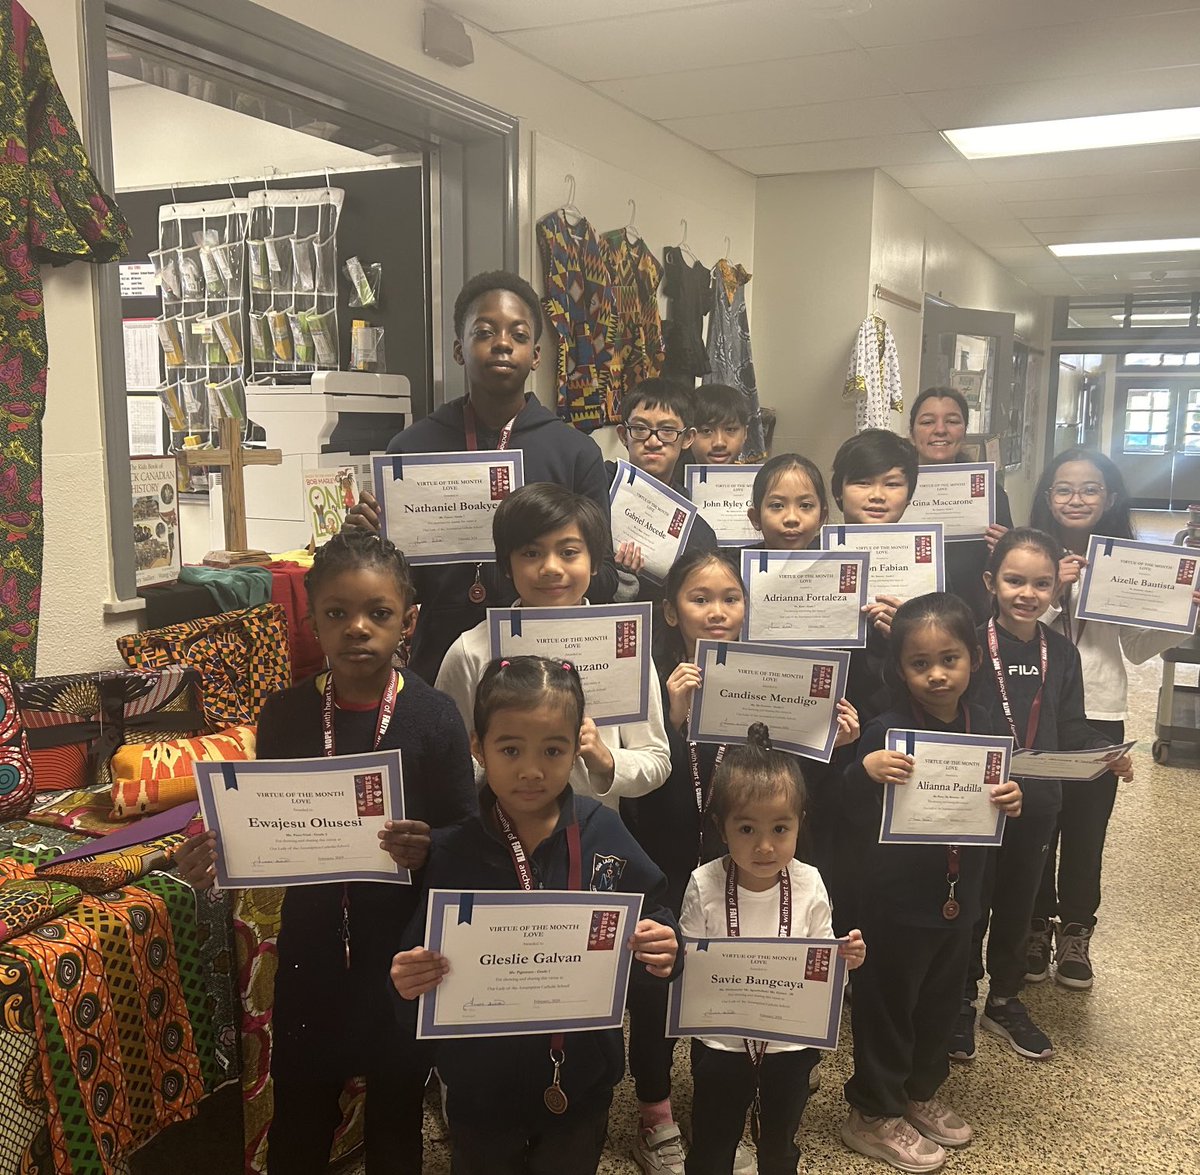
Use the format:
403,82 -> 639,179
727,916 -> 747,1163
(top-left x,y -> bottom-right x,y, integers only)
177,418 -> 283,552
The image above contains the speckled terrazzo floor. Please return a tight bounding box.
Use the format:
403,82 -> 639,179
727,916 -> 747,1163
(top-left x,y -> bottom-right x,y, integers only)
350,511 -> 1200,1175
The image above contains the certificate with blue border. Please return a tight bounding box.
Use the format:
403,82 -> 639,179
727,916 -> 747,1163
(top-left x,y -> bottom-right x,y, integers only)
194,750 -> 408,888
487,602 -> 653,726
609,458 -> 697,584
879,729 -> 1013,847
684,464 -> 763,547
1012,741 -> 1137,782
689,640 -> 852,762
820,523 -> 946,600
904,462 -> 996,541
372,449 -> 524,565
667,936 -> 847,1050
417,889 -> 643,1039
741,549 -> 869,648
1075,535 -> 1200,635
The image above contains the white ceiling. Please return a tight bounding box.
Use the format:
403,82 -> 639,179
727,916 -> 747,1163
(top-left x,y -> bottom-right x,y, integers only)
438,0 -> 1200,298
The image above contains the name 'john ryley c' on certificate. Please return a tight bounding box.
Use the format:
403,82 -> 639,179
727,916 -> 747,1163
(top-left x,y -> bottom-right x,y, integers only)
372,450 -> 525,564
685,464 -> 762,547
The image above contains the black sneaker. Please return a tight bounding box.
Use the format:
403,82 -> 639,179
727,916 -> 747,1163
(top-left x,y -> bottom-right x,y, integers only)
1055,922 -> 1094,990
948,1002 -> 976,1062
1024,917 -> 1054,983
980,998 -> 1054,1059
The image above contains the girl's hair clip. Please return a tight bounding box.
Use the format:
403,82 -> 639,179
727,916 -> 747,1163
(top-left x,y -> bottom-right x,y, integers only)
561,661 -> 573,672
500,659 -> 511,668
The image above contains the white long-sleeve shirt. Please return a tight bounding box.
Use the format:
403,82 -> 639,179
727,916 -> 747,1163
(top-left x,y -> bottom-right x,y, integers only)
434,609 -> 670,807
679,857 -> 834,1054
1042,598 -> 1183,721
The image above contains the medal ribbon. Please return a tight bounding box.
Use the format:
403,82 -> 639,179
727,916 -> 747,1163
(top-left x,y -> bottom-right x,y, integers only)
724,857 -> 791,1137
463,398 -> 521,603
688,741 -> 726,867
495,799 -> 583,1108
986,618 -> 1046,749
320,670 -> 400,968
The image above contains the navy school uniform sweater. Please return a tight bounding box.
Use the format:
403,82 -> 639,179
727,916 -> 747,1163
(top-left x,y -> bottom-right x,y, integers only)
840,701 -> 998,929
397,785 -> 681,1122
263,671 -> 477,1078
387,394 -> 620,682
944,483 -> 1015,625
968,620 -> 1113,818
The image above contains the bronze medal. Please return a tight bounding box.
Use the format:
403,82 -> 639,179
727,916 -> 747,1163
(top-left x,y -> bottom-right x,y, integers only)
467,581 -> 486,604
942,898 -> 960,921
543,1083 -> 568,1114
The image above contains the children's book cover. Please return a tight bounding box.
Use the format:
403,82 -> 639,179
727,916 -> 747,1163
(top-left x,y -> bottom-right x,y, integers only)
131,456 -> 181,587
303,466 -> 360,546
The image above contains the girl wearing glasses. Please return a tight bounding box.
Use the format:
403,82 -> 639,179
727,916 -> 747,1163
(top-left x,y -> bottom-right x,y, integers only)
1027,448 -> 1200,991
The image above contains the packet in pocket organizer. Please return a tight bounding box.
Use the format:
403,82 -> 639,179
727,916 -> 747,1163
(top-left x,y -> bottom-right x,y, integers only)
248,312 -> 271,363
247,239 -> 271,292
210,377 -> 246,422
181,376 -> 209,432
288,308 -> 315,365
156,315 -> 185,368
291,234 -> 317,293
344,255 -> 381,308
264,235 -> 293,291
199,246 -> 227,297
150,248 -> 182,300
313,236 -> 338,295
212,310 -> 244,365
180,313 -> 207,366
351,321 -> 385,372
178,246 -> 206,299
210,240 -> 242,290
308,307 -> 339,366
267,309 -> 293,361
157,382 -> 188,431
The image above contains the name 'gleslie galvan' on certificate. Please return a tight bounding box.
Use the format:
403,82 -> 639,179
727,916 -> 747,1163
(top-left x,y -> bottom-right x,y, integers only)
1075,536 -> 1200,634
373,450 -> 524,564
667,936 -> 847,1050
688,640 -> 851,762
417,889 -> 643,1038
487,603 -> 653,726
879,729 -> 1014,847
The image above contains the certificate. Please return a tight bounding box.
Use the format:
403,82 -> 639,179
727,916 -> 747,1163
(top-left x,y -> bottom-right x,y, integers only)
667,936 -> 847,1050
741,550 -> 869,648
609,459 -> 697,584
684,464 -> 763,547
689,640 -> 851,762
821,523 -> 946,601
904,462 -> 996,541
487,603 -> 653,726
372,450 -> 524,565
417,889 -> 643,1039
879,729 -> 1013,846
1075,536 -> 1200,634
194,750 -> 408,888
1012,741 -> 1137,782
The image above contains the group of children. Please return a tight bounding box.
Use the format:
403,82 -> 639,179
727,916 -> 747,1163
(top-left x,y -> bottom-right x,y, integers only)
175,271 -> 1200,1175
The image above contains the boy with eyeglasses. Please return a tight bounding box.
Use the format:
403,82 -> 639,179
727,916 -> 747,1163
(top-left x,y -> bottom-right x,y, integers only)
607,378 -> 717,604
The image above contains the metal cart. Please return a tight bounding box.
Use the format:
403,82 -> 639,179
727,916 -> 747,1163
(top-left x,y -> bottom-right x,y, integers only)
1153,631 -> 1200,765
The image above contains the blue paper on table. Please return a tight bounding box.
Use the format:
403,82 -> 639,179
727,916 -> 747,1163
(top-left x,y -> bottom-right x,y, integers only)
37,801 -> 201,866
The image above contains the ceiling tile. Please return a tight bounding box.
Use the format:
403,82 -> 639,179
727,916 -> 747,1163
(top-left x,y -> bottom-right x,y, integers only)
437,0 -> 706,33
500,0 -> 856,82
719,132 -> 958,175
981,246 -> 1060,266
1003,186 -> 1200,217
952,219 -> 1044,249
661,95 -> 929,151
907,184 -> 1007,222
1022,211 -> 1200,235
882,161 -> 980,187
967,141 -> 1200,183
592,49 -> 888,121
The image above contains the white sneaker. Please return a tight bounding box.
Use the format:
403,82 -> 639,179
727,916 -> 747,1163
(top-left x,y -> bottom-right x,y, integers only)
633,1122 -> 686,1175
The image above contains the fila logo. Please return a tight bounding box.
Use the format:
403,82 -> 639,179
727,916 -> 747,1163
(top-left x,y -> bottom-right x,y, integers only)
1007,665 -> 1040,676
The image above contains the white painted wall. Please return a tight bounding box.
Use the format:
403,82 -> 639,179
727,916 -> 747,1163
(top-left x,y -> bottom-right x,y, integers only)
28,0 -> 138,675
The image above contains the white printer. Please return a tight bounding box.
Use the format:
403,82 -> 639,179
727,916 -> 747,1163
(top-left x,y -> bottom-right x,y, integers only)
242,370 -> 411,552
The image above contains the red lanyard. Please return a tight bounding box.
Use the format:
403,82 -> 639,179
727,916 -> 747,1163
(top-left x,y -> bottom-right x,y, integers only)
494,799 -> 583,1114
908,699 -> 969,922
463,398 -> 520,452
688,741 -> 725,867
986,618 -> 1046,749
724,858 -> 792,1128
321,670 -> 399,968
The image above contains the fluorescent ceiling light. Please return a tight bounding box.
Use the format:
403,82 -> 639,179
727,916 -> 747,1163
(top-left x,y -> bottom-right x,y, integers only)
944,106 -> 1200,159
1110,312 -> 1192,322
1049,238 -> 1200,257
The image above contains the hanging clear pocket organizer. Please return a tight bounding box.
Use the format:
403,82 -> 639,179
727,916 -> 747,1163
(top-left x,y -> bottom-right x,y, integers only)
291,234 -> 318,294
265,235 -> 294,293
177,246 -> 206,299
313,235 -> 338,295
149,249 -> 181,300
247,239 -> 271,293
156,315 -> 186,368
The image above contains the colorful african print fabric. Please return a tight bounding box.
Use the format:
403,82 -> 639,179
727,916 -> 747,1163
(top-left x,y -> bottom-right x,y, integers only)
536,209 -> 622,431
703,259 -> 765,460
0,663 -> 35,819
843,313 -> 903,431
0,1 -> 131,680
601,229 -> 664,402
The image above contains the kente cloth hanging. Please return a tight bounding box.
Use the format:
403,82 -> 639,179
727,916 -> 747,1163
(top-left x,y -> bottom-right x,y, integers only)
0,1 -> 131,680
601,229 -> 664,400
843,313 -> 903,432
703,259 -> 764,459
536,209 -> 622,432
661,245 -> 711,379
